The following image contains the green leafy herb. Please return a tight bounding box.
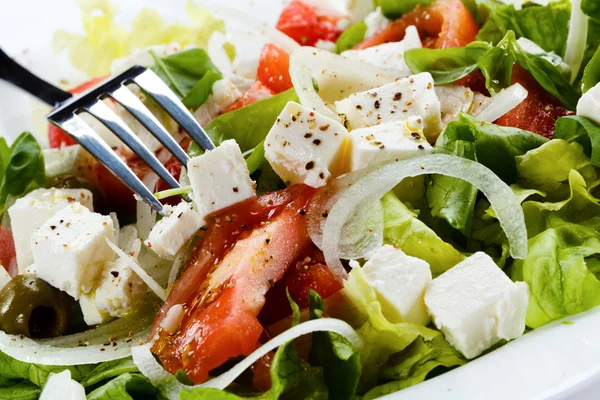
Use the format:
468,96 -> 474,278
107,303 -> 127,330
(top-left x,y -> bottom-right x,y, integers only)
308,291 -> 361,400
378,0 -> 435,19
87,373 -> 157,400
554,116 -> 600,166
245,141 -> 266,175
0,381 -> 41,400
80,358 -> 140,388
150,48 -> 221,101
461,0 -> 506,25
335,21 -> 367,54
582,0 -> 600,19
182,70 -> 223,108
582,46 -> 600,92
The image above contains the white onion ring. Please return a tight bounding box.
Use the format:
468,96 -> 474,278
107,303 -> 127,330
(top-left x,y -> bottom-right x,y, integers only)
322,154 -> 528,280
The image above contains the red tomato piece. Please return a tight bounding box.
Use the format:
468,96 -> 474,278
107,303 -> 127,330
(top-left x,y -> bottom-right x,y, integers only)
256,44 -> 294,94
48,76 -> 107,149
495,66 -> 573,138
151,185 -> 317,383
225,81 -> 275,113
354,0 -> 478,50
276,0 -> 342,46
0,227 -> 17,277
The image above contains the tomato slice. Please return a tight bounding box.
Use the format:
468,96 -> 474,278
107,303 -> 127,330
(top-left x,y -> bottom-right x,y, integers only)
0,227 -> 17,277
151,185 -> 317,383
48,76 -> 107,149
354,0 -> 478,50
225,81 -> 275,113
256,44 -> 294,94
495,66 -> 573,138
276,0 -> 342,46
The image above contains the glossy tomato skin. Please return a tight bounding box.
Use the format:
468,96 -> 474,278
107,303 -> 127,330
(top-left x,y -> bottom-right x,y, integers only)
0,227 -> 17,277
276,0 -> 342,46
225,81 -> 274,113
48,76 -> 107,149
256,44 -> 294,94
151,185 -> 317,383
354,0 -> 478,50
495,66 -> 573,138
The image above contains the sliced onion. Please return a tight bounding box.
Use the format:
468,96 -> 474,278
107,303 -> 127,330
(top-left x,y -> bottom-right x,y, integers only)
476,83 -> 528,123
322,154 -> 528,280
133,318 -> 361,400
0,299 -> 159,365
168,248 -> 188,290
289,47 -> 400,122
307,170 -> 384,259
209,5 -> 300,55
564,0 -> 588,84
106,238 -> 167,302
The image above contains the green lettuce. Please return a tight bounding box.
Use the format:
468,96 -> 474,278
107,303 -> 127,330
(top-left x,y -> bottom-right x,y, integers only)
335,22 -> 367,53
87,373 -> 157,400
582,45 -> 600,92
582,0 -> 600,19
80,358 -> 140,388
554,116 -> 600,166
383,192 -> 465,275
363,336 -> 465,399
377,0 -> 435,19
53,0 -> 224,77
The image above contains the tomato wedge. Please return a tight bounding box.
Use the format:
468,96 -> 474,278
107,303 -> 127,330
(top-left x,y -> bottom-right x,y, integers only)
225,81 -> 274,113
0,227 -> 17,277
48,76 -> 107,149
495,66 -> 573,138
354,0 -> 478,50
256,44 -> 294,94
276,0 -> 342,46
151,185 -> 317,383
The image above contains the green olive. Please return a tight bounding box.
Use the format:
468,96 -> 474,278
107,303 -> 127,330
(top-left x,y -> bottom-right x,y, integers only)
0,275 -> 75,338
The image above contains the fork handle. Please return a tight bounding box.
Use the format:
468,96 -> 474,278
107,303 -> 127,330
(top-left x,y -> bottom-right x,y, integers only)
0,48 -> 72,107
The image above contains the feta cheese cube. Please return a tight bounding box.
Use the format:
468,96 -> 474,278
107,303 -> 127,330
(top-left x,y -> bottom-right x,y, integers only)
424,252 -> 530,359
43,145 -> 96,182
79,295 -> 111,326
193,78 -> 242,126
362,245 -> 432,325
0,268 -> 11,291
335,72 -> 443,138
8,188 -> 94,272
364,7 -> 390,38
93,257 -> 147,318
31,203 -> 115,299
188,140 -> 256,217
342,26 -> 421,74
110,44 -> 183,75
577,82 -> 600,126
302,0 -> 350,19
264,102 -> 350,187
349,118 -> 433,171
146,201 -> 205,258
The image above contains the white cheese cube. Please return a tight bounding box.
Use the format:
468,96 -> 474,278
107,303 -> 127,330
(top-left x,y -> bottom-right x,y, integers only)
193,78 -> 241,126
79,295 -> 111,326
146,201 -> 205,258
43,145 -> 96,181
8,188 -> 94,272
425,252 -> 530,359
435,86 -> 476,125
577,82 -> 600,126
264,102 -> 350,187
362,245 -> 432,325
335,72 -> 443,138
94,257 -> 147,318
188,140 -> 256,218
40,370 -> 86,400
364,7 -> 390,38
110,44 -> 183,75
0,268 -> 11,291
31,203 -> 115,299
302,0 -> 350,19
349,118 -> 433,171
342,25 -> 421,75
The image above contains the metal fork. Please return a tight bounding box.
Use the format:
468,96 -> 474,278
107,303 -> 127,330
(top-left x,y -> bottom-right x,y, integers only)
0,48 -> 215,215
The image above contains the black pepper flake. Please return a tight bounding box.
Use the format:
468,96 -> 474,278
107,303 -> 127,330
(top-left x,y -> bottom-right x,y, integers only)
177,212 -> 183,219
59,220 -> 64,224
394,92 -> 402,100
319,124 -> 330,131
305,161 -> 315,170
299,209 -> 306,215
374,100 -> 381,109
313,139 -> 321,145
50,225 -> 57,230
265,239 -> 270,244
291,116 -> 297,122
418,145 -> 425,150
322,211 -> 329,218
304,133 -> 313,139
319,172 -> 325,179
233,187 -> 239,193
411,132 -> 421,139
379,145 -> 385,149
356,105 -> 362,110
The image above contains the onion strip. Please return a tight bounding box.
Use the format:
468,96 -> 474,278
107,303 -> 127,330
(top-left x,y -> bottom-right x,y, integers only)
321,155 -> 528,280
133,318 -> 361,400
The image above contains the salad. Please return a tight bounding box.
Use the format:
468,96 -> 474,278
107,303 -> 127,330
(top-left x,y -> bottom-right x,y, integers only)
1,0 -> 600,398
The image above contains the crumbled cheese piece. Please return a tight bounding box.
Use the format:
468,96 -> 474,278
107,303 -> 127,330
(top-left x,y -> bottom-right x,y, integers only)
264,101 -> 350,187
146,201 -> 205,258
425,252 -> 530,359
31,203 -> 115,299
193,78 -> 242,126
435,86 -> 476,125
364,7 -> 390,38
577,82 -> 600,126
188,140 -> 256,217
43,145 -> 96,181
349,118 -> 433,171
335,72 -> 443,139
8,188 -> 94,272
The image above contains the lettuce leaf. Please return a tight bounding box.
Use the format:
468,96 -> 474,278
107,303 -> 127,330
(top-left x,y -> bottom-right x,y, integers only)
80,358 -> 139,388
378,0 -> 435,19
582,45 -> 600,92
87,373 -> 157,400
554,116 -> 600,166
362,336 -> 465,399
335,22 -> 367,54
0,381 -> 41,400
582,0 -> 600,19
53,0 -> 224,77
383,192 -> 465,276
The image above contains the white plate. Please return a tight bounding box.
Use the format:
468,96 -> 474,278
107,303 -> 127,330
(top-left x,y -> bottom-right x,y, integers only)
0,1 -> 598,399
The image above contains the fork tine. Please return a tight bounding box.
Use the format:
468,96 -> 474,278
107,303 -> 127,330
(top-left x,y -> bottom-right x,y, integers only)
132,68 -> 216,151
56,114 -> 165,214
85,100 -> 182,191
110,85 -> 190,166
